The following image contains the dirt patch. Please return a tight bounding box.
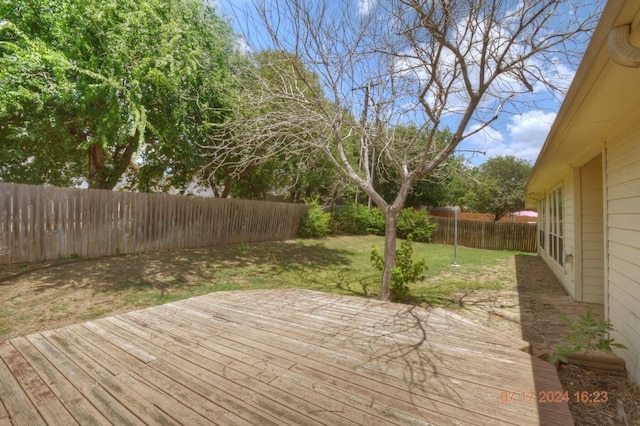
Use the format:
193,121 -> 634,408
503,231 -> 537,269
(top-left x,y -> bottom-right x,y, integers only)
453,254 -> 640,426
0,240 -> 353,340
559,363 -> 640,426
0,249 -> 226,339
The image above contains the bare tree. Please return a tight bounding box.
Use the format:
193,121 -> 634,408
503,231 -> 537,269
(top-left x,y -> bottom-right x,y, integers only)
208,0 -> 602,301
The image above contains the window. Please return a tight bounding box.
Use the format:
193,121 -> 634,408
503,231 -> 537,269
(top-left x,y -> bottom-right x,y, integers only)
548,186 -> 564,266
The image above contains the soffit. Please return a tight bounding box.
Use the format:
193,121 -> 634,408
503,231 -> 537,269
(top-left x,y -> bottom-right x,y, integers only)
526,0 -> 640,203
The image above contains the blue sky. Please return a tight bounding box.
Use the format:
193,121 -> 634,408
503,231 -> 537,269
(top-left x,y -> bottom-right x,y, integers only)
214,0 -> 600,167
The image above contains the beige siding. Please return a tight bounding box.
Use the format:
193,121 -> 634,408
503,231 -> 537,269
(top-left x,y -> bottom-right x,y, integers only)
606,128 -> 640,384
580,155 -> 604,303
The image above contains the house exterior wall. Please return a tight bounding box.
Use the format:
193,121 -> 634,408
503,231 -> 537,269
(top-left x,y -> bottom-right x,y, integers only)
580,155 -> 605,304
525,0 -> 640,387
606,126 -> 640,384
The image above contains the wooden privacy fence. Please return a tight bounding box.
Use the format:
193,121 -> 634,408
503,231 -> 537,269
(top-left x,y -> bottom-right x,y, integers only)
430,216 -> 537,252
0,183 -> 307,265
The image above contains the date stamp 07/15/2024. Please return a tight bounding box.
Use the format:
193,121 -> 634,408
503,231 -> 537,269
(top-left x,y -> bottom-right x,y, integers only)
500,390 -> 608,404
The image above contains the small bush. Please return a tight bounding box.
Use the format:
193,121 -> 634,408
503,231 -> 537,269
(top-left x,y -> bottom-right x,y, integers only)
368,208 -> 385,235
397,208 -> 437,242
550,311 -> 628,364
299,199 -> 331,238
330,204 -> 384,235
328,205 -> 434,241
370,235 -> 428,301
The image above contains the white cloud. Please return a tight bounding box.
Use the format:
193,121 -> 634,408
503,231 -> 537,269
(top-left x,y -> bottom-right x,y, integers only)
462,110 -> 556,164
233,36 -> 251,55
508,110 -> 555,141
358,0 -> 376,16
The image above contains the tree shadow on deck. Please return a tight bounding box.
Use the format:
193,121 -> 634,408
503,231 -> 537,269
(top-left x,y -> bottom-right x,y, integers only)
338,255 -> 583,423
305,289 -> 572,424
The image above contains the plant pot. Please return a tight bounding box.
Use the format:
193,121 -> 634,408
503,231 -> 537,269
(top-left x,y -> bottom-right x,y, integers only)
565,351 -> 626,375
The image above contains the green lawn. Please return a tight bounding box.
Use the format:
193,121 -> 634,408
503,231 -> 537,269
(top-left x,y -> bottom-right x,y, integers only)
121,235 -> 529,308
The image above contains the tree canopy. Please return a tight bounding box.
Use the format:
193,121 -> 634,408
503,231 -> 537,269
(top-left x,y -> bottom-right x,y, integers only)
466,155 -> 532,221
0,0 -> 238,190
206,49 -> 347,201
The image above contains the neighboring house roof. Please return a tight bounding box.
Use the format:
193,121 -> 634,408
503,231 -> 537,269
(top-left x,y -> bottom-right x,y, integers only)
526,0 -> 640,208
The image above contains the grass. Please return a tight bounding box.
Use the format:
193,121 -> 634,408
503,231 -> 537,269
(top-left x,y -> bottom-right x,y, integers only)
111,235 -> 527,308
78,306 -> 112,321
0,235 -> 532,339
0,309 -> 11,337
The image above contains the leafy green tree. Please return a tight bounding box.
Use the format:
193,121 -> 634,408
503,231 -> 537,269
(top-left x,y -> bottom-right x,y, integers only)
229,154 -> 349,203
0,0 -> 238,190
466,156 -> 532,221
0,20 -> 86,187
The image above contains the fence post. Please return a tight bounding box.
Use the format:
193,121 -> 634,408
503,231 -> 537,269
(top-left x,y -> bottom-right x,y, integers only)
452,207 -> 460,266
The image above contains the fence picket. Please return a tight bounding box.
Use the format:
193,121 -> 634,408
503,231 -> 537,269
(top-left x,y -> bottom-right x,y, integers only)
430,216 -> 537,252
0,185 -> 10,264
0,183 -> 308,265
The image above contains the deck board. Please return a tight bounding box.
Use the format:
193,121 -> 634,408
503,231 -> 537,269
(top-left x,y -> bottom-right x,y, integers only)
0,289 -> 573,425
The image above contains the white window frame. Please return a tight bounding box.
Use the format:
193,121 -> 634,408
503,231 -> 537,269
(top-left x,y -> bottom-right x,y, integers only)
539,197 -> 546,252
547,185 -> 564,267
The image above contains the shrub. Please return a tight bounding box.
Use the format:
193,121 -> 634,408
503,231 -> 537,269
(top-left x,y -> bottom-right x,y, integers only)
299,199 -> 331,238
367,207 -> 385,235
330,204 -> 384,235
550,311 -> 628,364
328,205 -> 435,241
329,204 -> 367,234
370,235 -> 428,301
397,208 -> 437,242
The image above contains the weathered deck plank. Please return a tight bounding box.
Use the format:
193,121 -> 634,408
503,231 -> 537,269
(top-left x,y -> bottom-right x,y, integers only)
33,331 -> 179,426
0,342 -> 47,426
0,289 -> 573,425
10,336 -> 111,425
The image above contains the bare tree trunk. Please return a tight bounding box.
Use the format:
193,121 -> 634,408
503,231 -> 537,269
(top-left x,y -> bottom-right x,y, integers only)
105,135 -> 138,190
379,206 -> 399,301
220,178 -> 234,198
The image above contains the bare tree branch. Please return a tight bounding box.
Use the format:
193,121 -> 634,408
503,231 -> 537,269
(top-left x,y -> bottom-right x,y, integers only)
205,0 -> 603,300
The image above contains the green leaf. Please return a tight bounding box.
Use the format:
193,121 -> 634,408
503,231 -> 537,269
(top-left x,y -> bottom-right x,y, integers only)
0,0 -> 239,189
553,310 -> 628,361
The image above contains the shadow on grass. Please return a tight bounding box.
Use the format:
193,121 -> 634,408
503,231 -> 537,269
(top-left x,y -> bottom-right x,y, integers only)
15,241 -> 354,297
412,283 -> 488,309
333,271 -> 380,298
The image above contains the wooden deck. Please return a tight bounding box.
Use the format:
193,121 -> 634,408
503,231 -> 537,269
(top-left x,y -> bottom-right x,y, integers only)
0,289 -> 573,425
